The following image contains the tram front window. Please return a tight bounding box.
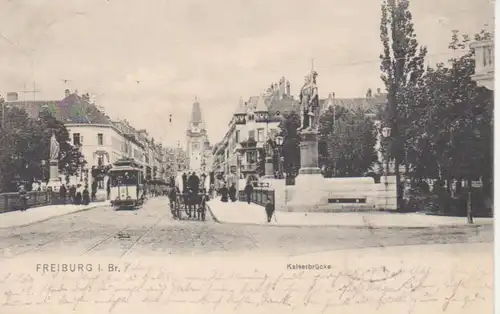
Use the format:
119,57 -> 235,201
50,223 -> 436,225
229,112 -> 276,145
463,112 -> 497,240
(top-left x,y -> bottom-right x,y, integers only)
110,171 -> 138,186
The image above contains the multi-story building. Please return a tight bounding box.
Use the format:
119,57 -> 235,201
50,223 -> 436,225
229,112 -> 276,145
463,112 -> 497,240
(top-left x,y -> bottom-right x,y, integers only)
212,82 -> 388,180
212,77 -> 299,180
186,99 -> 212,174
6,89 -> 167,189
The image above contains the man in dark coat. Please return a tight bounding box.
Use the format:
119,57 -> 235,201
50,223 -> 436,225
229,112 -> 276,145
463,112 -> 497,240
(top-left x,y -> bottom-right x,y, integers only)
265,199 -> 275,223
69,185 -> 77,204
182,173 -> 188,192
189,172 -> 200,195
82,185 -> 90,205
59,184 -> 67,204
220,184 -> 229,202
244,180 -> 254,204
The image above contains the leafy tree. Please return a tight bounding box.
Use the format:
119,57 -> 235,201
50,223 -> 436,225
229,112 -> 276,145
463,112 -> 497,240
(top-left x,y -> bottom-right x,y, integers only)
379,0 -> 428,208
318,106 -> 378,177
277,112 -> 301,176
0,106 -> 86,191
407,29 -> 493,200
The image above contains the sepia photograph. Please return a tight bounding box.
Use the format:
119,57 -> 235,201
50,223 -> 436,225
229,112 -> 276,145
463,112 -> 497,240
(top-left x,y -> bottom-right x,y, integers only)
0,0 -> 495,313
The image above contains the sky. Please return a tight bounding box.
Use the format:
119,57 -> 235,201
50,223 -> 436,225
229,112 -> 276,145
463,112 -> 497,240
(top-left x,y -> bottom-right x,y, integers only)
0,0 -> 494,147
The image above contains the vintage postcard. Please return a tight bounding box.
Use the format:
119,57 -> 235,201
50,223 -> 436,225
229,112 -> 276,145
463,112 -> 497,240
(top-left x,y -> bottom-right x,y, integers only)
0,0 -> 495,313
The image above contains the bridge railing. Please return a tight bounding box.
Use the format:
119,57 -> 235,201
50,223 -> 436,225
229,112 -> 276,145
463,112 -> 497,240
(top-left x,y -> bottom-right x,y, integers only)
238,182 -> 275,207
0,191 -> 76,213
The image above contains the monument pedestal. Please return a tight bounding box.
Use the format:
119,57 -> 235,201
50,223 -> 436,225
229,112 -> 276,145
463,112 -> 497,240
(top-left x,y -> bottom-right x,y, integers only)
262,157 -> 275,179
284,130 -> 326,212
46,159 -> 62,191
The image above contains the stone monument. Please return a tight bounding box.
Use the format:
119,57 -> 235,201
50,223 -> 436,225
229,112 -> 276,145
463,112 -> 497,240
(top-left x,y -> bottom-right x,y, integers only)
47,132 -> 62,190
283,67 -> 396,213
296,70 -> 322,181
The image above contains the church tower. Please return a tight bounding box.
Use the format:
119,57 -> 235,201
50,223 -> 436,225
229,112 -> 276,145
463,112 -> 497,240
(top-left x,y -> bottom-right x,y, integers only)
186,98 -> 209,173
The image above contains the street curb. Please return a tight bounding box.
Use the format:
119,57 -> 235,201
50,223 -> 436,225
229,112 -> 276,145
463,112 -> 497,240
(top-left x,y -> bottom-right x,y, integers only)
0,203 -> 107,230
205,203 -> 220,223
205,207 -> 491,229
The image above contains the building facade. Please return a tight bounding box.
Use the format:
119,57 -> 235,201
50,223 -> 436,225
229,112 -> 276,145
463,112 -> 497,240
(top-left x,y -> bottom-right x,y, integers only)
6,89 -> 168,190
186,99 -> 212,174
471,39 -> 494,90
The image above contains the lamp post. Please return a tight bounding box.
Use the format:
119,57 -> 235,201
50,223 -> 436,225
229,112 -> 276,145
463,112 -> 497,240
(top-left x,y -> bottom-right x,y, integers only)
79,156 -> 85,182
275,135 -> 284,178
41,160 -> 46,182
381,126 -> 391,208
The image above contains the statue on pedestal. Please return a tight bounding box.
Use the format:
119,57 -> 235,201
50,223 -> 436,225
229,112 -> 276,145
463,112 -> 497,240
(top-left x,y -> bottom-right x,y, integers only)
49,132 -> 60,161
297,70 -> 320,133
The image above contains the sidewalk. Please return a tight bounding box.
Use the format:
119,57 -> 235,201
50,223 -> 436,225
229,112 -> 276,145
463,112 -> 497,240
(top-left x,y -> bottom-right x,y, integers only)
207,199 -> 494,228
0,202 -> 105,229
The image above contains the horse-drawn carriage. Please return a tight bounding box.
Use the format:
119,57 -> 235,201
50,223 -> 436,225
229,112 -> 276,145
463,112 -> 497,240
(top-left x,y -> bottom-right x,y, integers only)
169,190 -> 208,221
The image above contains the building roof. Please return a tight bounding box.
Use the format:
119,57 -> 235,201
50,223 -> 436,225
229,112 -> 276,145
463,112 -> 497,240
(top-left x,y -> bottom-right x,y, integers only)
319,93 -> 387,115
233,97 -> 246,115
255,94 -> 267,112
6,93 -> 112,125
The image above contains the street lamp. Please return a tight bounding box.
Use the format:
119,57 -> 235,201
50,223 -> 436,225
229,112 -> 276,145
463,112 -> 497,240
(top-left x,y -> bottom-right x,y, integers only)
275,135 -> 284,178
79,155 -> 85,182
41,160 -> 46,182
381,126 -> 391,208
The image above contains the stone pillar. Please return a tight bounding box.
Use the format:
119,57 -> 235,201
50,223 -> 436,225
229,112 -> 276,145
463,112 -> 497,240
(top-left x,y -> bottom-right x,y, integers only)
263,157 -> 274,179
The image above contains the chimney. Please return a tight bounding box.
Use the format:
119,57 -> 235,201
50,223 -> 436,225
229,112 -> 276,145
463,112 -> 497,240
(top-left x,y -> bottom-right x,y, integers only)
376,88 -> 381,95
366,88 -> 372,98
64,89 -> 70,97
6,92 -> 18,101
332,92 -> 335,98
286,80 -> 291,96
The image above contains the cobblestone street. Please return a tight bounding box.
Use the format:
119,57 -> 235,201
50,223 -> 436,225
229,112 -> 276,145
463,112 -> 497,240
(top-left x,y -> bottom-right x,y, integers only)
0,197 -> 493,259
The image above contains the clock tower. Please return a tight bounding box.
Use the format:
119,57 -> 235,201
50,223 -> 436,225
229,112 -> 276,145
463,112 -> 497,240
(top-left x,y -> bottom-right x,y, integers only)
186,98 -> 210,173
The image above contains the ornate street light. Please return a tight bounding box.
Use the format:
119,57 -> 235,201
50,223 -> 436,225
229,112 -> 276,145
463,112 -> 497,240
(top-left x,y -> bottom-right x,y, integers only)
275,135 -> 284,178
380,126 -> 392,208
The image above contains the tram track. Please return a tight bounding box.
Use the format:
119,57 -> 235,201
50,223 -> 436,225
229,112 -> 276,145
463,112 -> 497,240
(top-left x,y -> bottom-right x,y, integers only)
0,223 -> 100,259
80,212 -> 171,258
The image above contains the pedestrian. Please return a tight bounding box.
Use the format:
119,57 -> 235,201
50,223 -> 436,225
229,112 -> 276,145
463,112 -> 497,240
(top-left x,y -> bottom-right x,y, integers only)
91,180 -> 97,201
106,180 -> 111,200
18,184 -> 28,211
82,185 -> 90,205
265,199 -> 275,223
59,184 -> 67,204
220,184 -> 228,202
74,184 -> 82,205
182,172 -> 188,192
244,180 -> 254,204
229,182 -> 237,202
69,185 -> 76,204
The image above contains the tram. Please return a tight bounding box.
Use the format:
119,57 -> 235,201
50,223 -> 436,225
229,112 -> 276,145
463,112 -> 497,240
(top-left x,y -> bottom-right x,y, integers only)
108,158 -> 145,209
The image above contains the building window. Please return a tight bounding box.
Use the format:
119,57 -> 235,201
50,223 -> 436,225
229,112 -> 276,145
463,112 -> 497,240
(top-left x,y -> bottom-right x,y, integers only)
248,130 -> 255,141
235,130 -> 240,143
73,133 -> 81,146
248,114 -> 254,121
97,156 -> 103,166
247,151 -> 257,163
257,128 -> 264,142
97,133 -> 103,146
